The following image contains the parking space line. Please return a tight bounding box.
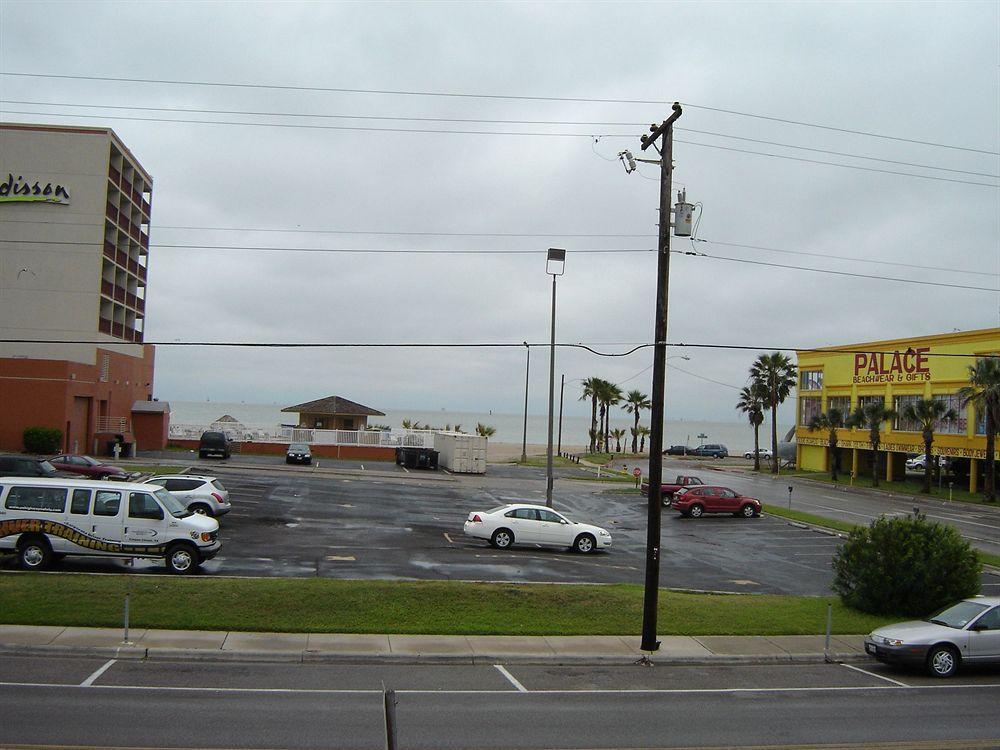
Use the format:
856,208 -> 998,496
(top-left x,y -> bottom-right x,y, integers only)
841,662 -> 911,687
494,664 -> 528,692
401,466 -> 410,473
443,532 -> 455,543
80,659 -> 116,687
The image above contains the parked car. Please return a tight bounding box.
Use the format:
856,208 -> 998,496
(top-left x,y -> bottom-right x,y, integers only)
672,485 -> 761,518
640,475 -> 704,506
906,454 -> 951,472
463,503 -> 612,554
743,448 -> 772,460
144,474 -> 231,517
198,431 -> 232,459
864,597 -> 1000,677
663,445 -> 692,456
0,476 -> 220,574
49,454 -> 128,480
286,443 -> 312,465
690,444 -> 729,458
0,455 -> 73,478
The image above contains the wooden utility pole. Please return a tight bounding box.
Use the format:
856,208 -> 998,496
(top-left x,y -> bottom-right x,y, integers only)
639,102 -> 682,656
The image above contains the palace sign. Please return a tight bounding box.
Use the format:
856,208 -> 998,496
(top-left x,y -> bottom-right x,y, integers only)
853,347 -> 930,384
0,173 -> 70,205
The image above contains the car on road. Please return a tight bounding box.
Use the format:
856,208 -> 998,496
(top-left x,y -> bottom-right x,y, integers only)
0,455 -> 73,478
463,503 -> 612,553
864,597 -> 1000,677
145,474 -> 231,517
743,448 -> 772,460
198,431 -> 232,460
672,485 -> 761,518
690,444 -> 729,458
663,445 -> 692,456
640,474 -> 704,506
49,454 -> 128,480
286,443 -> 312,465
905,453 -> 951,472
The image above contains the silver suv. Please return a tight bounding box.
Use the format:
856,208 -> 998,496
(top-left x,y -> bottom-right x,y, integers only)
145,474 -> 231,518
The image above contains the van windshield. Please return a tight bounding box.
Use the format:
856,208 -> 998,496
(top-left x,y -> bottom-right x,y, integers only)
154,488 -> 191,518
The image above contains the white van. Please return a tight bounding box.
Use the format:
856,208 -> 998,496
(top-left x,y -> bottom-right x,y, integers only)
0,477 -> 220,574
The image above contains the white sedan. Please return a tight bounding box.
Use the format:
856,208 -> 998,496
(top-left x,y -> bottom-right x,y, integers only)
463,503 -> 612,554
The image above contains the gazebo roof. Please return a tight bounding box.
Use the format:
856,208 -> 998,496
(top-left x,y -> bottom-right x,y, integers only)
281,396 -> 385,417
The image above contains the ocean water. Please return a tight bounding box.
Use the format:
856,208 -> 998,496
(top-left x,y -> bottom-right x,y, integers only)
165,400 -> 790,454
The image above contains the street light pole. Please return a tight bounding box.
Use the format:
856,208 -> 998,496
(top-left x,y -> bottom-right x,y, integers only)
557,373 -> 565,455
521,341 -> 530,463
545,248 -> 566,508
639,103 -> 682,656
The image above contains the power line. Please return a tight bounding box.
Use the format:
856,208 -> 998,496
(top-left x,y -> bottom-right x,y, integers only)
1,337 -> 993,359
5,98 -> 995,178
3,71 -> 996,155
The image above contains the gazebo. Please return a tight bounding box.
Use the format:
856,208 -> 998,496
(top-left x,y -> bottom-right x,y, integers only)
281,396 -> 385,431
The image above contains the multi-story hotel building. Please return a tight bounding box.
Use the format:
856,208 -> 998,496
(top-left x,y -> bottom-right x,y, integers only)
0,123 -> 167,454
795,327 -> 1000,493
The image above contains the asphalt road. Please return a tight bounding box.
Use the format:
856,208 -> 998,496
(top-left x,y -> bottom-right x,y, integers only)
1,655 -> 998,748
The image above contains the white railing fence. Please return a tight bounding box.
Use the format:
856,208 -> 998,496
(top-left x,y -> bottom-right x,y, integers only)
97,417 -> 131,433
167,423 -> 435,449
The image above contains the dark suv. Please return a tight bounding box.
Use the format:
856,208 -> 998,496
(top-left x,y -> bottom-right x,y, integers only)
198,431 -> 232,459
0,455 -> 71,477
690,444 -> 729,458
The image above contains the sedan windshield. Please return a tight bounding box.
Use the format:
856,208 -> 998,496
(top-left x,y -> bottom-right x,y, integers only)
154,488 -> 191,518
926,600 -> 988,629
39,460 -> 58,473
288,444 -> 309,452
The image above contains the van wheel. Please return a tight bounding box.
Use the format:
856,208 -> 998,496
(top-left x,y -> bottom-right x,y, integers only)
198,450 -> 207,459
17,536 -> 52,571
165,543 -> 200,575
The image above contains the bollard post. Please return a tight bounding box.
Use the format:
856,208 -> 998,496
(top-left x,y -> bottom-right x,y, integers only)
122,593 -> 132,645
383,685 -> 397,750
824,603 -> 832,662
949,481 -> 953,502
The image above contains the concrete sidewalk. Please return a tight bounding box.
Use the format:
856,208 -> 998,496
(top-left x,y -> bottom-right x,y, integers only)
0,625 -> 869,665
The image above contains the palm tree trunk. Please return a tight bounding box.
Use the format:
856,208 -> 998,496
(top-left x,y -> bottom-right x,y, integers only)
830,432 -> 838,482
870,430 -> 880,488
590,396 -> 598,453
770,404 -> 779,474
753,423 -> 761,472
922,432 -> 933,494
631,413 -> 639,454
986,410 -> 996,502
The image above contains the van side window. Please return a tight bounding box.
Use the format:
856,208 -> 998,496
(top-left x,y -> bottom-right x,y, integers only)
129,492 -> 163,520
93,491 -> 121,517
71,489 -> 92,514
4,486 -> 67,512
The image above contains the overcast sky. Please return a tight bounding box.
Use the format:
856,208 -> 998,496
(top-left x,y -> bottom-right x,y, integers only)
1,0 -> 997,423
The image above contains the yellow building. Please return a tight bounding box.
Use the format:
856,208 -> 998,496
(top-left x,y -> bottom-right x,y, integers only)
795,328 -> 1000,493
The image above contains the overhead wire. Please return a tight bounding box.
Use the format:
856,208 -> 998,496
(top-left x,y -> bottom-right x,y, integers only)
3,70 -> 996,155
4,97 -> 995,178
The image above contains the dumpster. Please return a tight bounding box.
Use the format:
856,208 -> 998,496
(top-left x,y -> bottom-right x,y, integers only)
397,446 -> 439,470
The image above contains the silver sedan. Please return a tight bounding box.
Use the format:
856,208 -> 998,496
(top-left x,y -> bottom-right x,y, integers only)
864,596 -> 1000,677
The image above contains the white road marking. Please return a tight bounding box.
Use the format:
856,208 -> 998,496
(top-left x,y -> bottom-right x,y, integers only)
360,464 -> 365,471
494,664 -> 528,692
325,555 -> 356,561
443,532 -> 455,543
841,662 -> 911,687
402,466 -> 410,473
80,659 -> 116,687
925,514 -> 1000,531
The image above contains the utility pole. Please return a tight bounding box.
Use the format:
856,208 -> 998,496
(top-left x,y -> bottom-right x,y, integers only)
639,102 -> 682,657
521,341 -> 530,463
557,373 -> 565,455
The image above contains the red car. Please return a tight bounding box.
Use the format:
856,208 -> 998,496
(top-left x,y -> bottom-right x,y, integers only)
49,454 -> 128,479
672,485 -> 762,518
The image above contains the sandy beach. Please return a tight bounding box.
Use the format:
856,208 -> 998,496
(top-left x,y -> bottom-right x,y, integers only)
487,442 -> 588,462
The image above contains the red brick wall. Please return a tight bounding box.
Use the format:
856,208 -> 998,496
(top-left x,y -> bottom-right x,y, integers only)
133,410 -> 169,450
167,439 -> 395,462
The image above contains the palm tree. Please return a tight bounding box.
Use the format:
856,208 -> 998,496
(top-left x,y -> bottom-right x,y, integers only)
636,425 -> 650,453
579,377 -> 602,453
599,381 -> 623,451
611,428 -> 627,453
588,427 -> 601,453
900,399 -> 958,494
475,423 -> 496,438
849,401 -> 897,488
808,407 -> 845,482
735,382 -> 767,471
958,357 -> 1000,502
623,389 -> 651,453
749,352 -> 798,474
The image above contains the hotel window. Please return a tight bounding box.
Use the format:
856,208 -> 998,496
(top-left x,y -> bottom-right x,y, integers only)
799,397 -> 821,426
854,395 -> 885,426
934,394 -> 967,435
826,396 -> 852,420
800,370 -> 823,391
893,395 -> 922,432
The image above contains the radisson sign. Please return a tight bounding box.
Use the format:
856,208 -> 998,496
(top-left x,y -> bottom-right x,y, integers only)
0,173 -> 70,205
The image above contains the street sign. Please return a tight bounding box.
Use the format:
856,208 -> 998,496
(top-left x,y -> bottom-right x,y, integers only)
633,468 -> 642,477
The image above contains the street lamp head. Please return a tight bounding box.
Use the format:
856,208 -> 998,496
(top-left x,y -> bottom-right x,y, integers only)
546,247 -> 566,277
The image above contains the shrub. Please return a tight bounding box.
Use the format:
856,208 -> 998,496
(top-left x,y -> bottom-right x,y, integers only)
23,427 -> 62,455
832,513 -> 981,616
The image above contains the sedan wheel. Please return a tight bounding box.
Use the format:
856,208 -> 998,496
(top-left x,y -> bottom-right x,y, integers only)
927,645 -> 959,678
491,528 -> 514,549
688,503 -> 705,518
574,534 -> 596,554
741,504 -> 757,518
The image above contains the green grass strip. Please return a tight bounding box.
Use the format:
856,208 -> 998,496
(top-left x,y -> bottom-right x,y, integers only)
0,574 -> 894,636
763,504 -> 858,534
